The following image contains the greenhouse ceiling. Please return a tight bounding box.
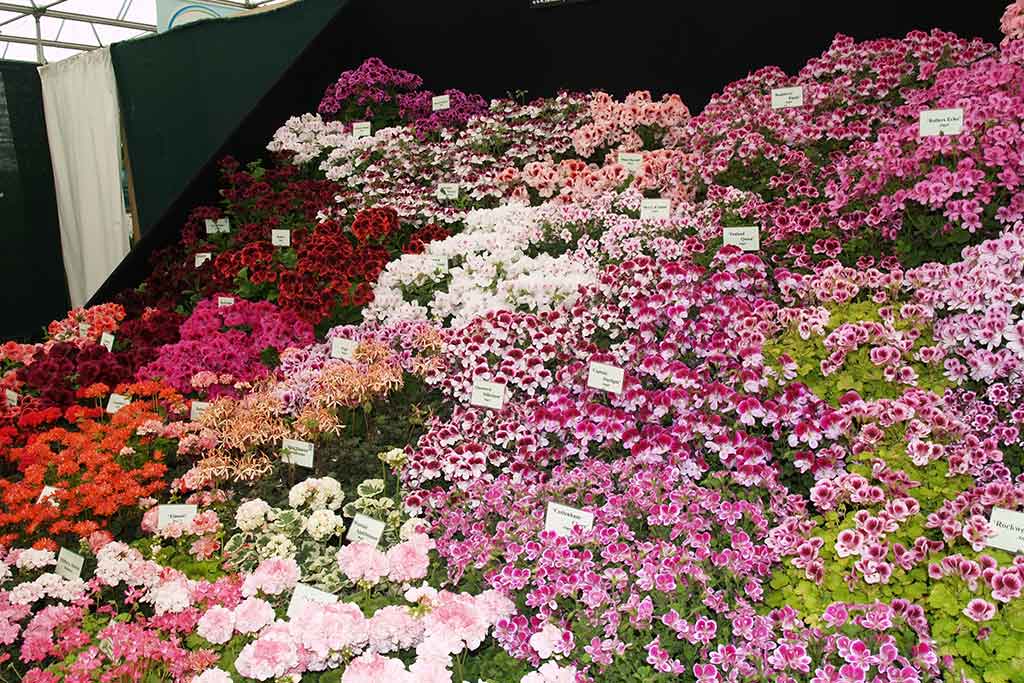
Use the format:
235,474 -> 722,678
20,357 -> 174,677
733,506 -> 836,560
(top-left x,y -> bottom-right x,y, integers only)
0,0 -> 288,63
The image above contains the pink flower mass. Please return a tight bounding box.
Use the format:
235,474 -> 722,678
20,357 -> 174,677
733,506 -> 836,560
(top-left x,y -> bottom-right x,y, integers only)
5,12 -> 1024,683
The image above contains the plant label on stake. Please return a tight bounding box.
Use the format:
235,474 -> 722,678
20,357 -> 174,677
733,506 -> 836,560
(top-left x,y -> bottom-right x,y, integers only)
4,389 -> 17,407
55,548 -> 85,580
271,229 -> 291,247
771,86 -> 804,109
330,337 -> 358,361
215,218 -> 231,233
618,152 -> 643,174
105,394 -> 130,414
287,582 -> 337,619
100,332 -> 115,352
158,504 -> 198,530
919,108 -> 964,137
431,94 -> 451,111
988,508 -> 1024,553
439,183 -> 460,199
204,219 -> 217,234
544,502 -> 594,536
430,254 -> 449,273
352,121 -> 371,139
37,485 -> 60,507
281,438 -> 315,468
190,401 -> 210,421
470,379 -> 505,410
587,362 -> 624,393
346,514 -> 386,547
722,226 -> 761,251
195,252 -> 212,268
78,322 -> 90,336
639,198 -> 671,221
217,297 -> 235,308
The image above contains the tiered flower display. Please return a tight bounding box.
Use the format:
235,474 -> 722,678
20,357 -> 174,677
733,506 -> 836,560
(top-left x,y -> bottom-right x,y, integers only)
4,7 -> 1024,682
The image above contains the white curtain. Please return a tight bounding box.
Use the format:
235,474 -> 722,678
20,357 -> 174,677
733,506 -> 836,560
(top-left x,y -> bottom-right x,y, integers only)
39,48 -> 130,308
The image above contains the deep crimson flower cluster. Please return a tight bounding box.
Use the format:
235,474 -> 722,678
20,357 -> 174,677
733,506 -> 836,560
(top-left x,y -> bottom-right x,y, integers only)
16,343 -> 132,409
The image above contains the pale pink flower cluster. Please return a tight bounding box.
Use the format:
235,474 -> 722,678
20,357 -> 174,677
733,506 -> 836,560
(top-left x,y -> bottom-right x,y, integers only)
242,557 -> 301,597
1002,1 -> 1024,41
337,534 -> 434,586
521,662 -> 579,683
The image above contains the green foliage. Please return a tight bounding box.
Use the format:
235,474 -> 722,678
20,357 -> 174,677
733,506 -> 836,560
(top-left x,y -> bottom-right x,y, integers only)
763,300 -> 949,406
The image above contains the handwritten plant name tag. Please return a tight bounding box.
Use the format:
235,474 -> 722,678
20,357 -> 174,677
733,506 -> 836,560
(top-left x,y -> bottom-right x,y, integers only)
281,438 -> 315,468
432,94 -> 451,111
346,514 -> 386,547
195,252 -> 212,267
157,504 -> 198,530
330,337 -> 358,361
771,86 -> 804,109
37,485 -> 60,507
618,152 -> 643,174
919,108 -> 964,137
78,322 -> 90,336
439,183 -> 460,199
100,332 -> 115,352
587,362 -> 624,394
287,582 -> 338,619
988,507 -> 1024,553
722,226 -> 761,251
352,121 -> 372,139
190,401 -> 211,421
430,254 -> 450,273
217,296 -> 235,308
470,379 -> 506,410
4,389 -> 17,407
544,502 -> 594,537
640,198 -> 671,221
271,229 -> 291,247
55,548 -> 85,580
105,393 -> 130,414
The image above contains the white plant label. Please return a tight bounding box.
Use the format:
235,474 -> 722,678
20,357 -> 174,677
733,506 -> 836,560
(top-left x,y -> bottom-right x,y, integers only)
545,502 -> 594,537
470,379 -> 506,410
100,332 -> 115,352
431,94 -> 451,111
430,254 -> 449,273
204,218 -> 217,234
4,389 -> 17,407
919,108 -> 964,137
723,226 -> 761,251
271,229 -> 291,247
105,393 -> 130,414
195,252 -> 212,268
190,401 -> 211,421
618,152 -> 643,174
55,548 -> 85,580
771,86 -> 804,109
281,438 -> 315,468
587,362 -> 624,394
352,121 -> 371,139
330,337 -> 358,361
439,183 -> 460,199
988,507 -> 1024,553
78,322 -> 90,336
215,218 -> 231,233
158,504 -> 198,530
640,198 -> 671,221
287,582 -> 337,619
37,485 -> 59,506
217,297 -> 235,308
346,514 -> 386,547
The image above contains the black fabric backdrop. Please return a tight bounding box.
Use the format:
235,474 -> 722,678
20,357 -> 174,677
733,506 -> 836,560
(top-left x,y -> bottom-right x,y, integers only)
90,0 -> 1008,303
0,60 -> 69,341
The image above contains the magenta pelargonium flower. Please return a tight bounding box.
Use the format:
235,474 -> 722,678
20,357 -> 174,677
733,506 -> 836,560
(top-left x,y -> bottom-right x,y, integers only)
963,598 -> 998,622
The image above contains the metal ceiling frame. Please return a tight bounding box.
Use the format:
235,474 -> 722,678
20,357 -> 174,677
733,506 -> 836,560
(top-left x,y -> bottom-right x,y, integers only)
0,0 -> 283,63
